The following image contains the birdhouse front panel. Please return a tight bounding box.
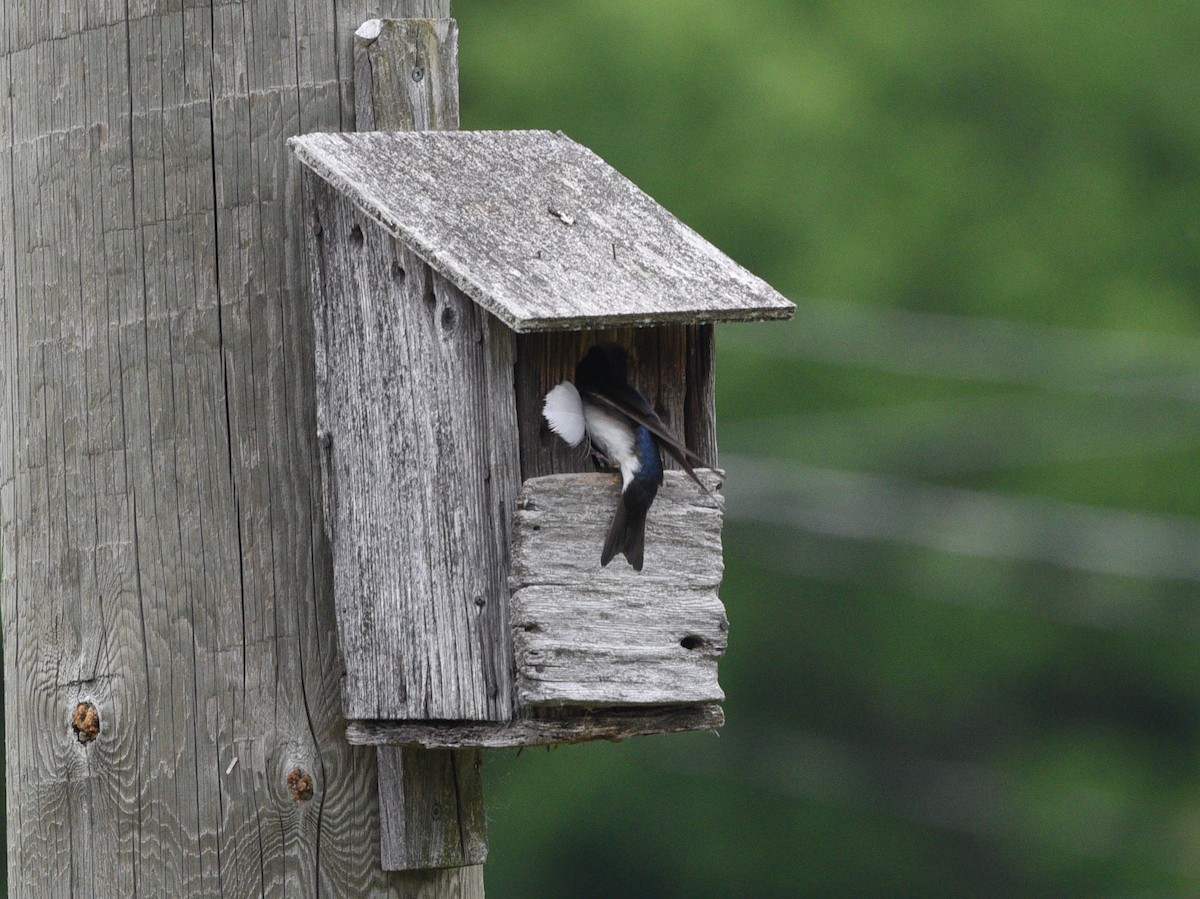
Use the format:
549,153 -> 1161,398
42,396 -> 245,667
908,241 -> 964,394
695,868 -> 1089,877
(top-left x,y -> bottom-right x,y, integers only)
510,470 -> 727,708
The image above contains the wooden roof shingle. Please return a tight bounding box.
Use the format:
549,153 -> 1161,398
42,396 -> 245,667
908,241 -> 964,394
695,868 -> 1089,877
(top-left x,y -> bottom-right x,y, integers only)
290,130 -> 795,332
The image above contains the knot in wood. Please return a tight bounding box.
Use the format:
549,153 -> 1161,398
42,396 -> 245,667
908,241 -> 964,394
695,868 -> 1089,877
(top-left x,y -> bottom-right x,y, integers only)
72,701 -> 101,745
287,768 -> 315,802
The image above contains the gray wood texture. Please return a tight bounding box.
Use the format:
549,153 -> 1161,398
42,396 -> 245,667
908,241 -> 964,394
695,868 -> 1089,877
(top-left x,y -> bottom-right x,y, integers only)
0,1 -> 460,896
344,14 -> 489,882
356,19 -> 460,132
289,130 -> 796,332
510,471 -> 727,707
305,83 -> 517,729
377,747 -> 487,870
346,705 -> 725,748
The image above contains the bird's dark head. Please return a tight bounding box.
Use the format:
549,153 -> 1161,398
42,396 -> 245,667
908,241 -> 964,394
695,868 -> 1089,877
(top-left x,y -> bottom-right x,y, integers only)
575,343 -> 630,390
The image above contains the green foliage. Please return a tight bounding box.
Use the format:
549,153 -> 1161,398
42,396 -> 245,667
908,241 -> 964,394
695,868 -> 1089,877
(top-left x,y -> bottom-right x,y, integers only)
454,1 -> 1200,895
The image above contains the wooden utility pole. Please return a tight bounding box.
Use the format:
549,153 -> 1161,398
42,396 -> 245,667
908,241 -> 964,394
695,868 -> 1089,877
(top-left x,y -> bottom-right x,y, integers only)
0,0 -> 477,894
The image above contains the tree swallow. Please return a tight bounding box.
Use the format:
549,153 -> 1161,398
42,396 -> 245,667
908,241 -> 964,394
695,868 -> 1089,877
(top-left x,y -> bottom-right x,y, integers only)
542,344 -> 707,571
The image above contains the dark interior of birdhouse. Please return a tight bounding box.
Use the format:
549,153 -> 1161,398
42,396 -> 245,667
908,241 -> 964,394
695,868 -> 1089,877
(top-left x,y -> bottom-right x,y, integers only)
513,324 -> 719,480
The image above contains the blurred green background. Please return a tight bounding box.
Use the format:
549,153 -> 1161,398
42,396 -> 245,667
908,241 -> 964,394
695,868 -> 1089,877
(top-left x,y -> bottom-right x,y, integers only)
452,1 -> 1200,896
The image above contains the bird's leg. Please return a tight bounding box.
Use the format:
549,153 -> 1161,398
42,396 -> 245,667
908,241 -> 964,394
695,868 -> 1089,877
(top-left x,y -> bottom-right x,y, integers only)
581,436 -> 618,471
590,450 -> 618,471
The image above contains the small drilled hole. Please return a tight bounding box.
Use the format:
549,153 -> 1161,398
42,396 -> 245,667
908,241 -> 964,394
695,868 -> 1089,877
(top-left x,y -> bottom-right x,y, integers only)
391,260 -> 406,282
440,305 -> 457,331
349,224 -> 364,247
681,635 -> 705,651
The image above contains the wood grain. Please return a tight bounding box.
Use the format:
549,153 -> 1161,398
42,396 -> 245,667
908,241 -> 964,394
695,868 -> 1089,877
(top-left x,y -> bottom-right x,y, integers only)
346,705 -> 726,748
356,19 -> 460,132
377,747 -> 487,870
289,130 -> 796,332
510,471 -> 727,707
344,11 -> 490,882
0,1 -> 453,895
307,175 -> 519,724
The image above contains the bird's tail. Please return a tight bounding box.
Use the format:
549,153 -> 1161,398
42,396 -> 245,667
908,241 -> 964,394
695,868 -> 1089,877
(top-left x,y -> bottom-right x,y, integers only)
601,479 -> 658,572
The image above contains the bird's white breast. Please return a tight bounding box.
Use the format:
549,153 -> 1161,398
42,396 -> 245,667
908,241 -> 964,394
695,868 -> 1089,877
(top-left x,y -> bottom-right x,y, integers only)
583,404 -> 640,489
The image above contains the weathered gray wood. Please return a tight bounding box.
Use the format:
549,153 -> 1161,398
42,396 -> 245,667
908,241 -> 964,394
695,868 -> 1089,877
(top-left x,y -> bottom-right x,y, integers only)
356,19 -> 460,132
393,866 -> 486,899
307,81 -> 517,729
343,14 -> 491,881
510,470 -> 727,707
347,704 -> 726,748
2,1 -> 453,896
685,324 -> 720,464
289,130 -> 796,332
377,747 -> 487,869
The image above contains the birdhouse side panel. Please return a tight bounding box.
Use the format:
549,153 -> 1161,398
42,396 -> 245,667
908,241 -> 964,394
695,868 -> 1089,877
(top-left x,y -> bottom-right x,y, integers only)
306,175 -> 518,722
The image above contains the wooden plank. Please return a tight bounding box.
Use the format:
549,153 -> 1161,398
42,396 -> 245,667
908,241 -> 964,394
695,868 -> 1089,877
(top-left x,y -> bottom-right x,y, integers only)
377,747 -> 487,869
345,12 -> 493,881
347,705 -> 726,748
355,19 -> 460,132
509,470 -> 727,707
290,130 -> 796,332
685,323 -> 720,465
308,165 -> 516,722
308,79 -> 517,727
2,1 -> 450,895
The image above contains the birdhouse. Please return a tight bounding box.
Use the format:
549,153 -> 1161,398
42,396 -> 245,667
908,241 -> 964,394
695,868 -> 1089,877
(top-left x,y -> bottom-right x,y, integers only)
290,130 -> 793,749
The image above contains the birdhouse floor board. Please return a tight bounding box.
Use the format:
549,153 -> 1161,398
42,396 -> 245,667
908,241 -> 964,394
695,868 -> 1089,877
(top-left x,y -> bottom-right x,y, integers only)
510,470 -> 727,708
345,705 -> 725,749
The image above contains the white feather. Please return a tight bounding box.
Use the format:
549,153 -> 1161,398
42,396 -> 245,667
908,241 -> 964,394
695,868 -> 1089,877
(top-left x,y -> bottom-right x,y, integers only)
542,381 -> 587,447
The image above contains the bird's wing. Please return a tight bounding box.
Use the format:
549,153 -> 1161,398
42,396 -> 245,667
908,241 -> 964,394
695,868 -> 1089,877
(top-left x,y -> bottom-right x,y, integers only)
580,388 -> 711,491
542,381 -> 587,447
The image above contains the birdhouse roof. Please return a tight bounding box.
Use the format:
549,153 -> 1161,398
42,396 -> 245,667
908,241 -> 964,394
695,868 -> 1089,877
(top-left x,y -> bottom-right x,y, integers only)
289,130 -> 794,333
